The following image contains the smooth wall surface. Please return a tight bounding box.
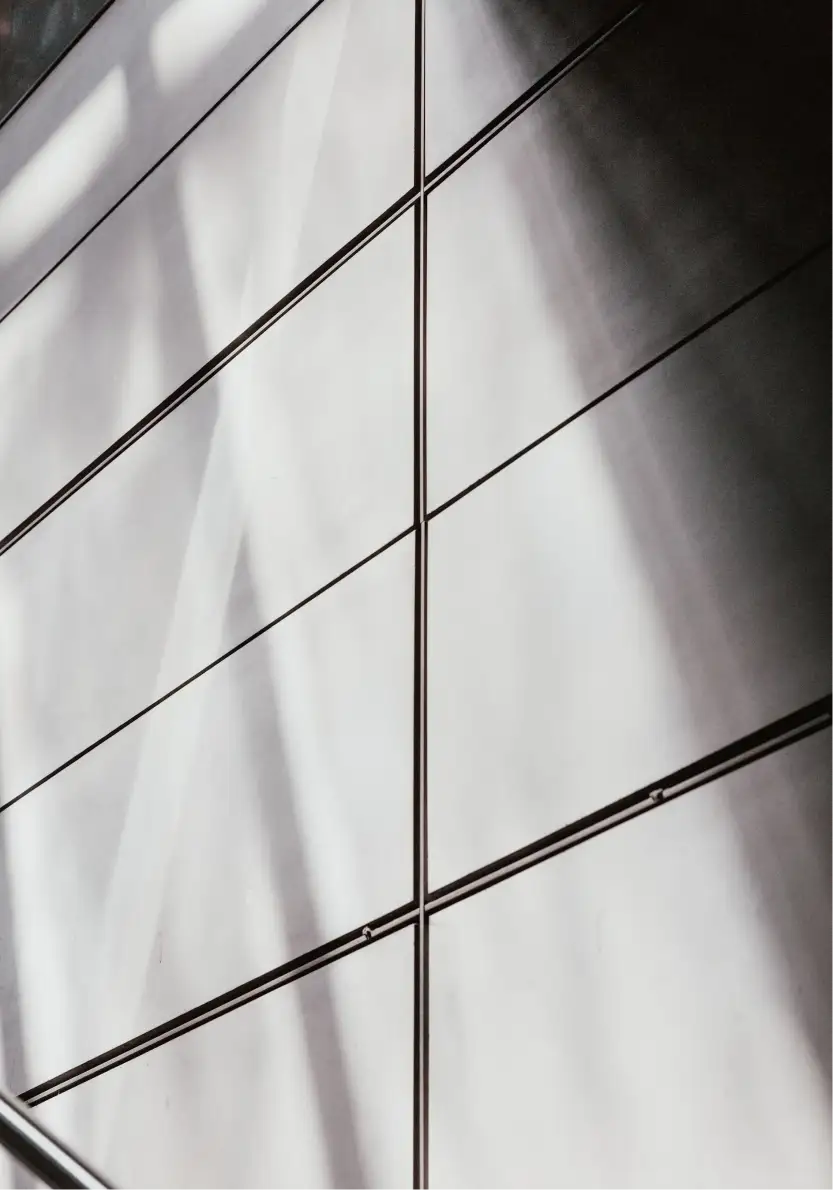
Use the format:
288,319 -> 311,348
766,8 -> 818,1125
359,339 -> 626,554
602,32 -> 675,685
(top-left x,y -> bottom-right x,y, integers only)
0,0 -> 828,1186
0,0 -> 413,539
0,539 -> 413,1090
428,252 -> 830,885
36,931 -> 415,1189
431,732 -> 832,1188
424,0 -> 621,168
0,214 -> 413,800
427,0 -> 829,509
0,0 -> 321,315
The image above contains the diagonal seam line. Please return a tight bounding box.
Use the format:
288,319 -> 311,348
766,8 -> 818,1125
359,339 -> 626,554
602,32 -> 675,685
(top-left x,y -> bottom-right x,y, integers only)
0,1 -> 643,561
18,696 -> 830,1109
20,901 -> 420,1109
0,0 -> 330,324
0,187 -> 418,561
426,695 -> 833,910
424,0 -> 645,193
426,240 -> 832,520
0,525 -> 413,815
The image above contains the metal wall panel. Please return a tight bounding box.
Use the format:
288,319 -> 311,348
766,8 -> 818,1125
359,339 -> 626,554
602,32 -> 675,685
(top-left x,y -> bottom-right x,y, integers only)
0,0 -> 413,540
428,254 -> 830,885
425,0 -> 621,169
427,0 -> 829,509
0,538 -> 413,1090
0,215 -> 412,801
0,0 -> 319,317
37,931 -> 414,1189
430,732 -> 831,1187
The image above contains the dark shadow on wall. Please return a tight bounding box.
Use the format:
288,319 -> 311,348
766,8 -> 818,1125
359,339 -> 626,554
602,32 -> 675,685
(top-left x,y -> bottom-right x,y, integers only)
481,0 -> 830,1082
0,0 -> 111,125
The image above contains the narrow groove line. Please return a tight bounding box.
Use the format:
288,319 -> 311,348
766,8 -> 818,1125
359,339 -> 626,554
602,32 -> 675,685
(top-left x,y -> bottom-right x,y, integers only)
426,695 -> 832,912
423,0 -> 645,194
0,1 -> 642,562
412,0 -> 430,1184
19,698 -> 829,1111
0,0 -> 329,325
0,525 -> 413,815
427,239 -> 832,520
22,903 -> 420,1109
0,0 -> 120,136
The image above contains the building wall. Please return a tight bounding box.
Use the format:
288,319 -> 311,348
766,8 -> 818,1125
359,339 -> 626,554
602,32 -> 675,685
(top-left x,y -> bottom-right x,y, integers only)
0,0 -> 829,1185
